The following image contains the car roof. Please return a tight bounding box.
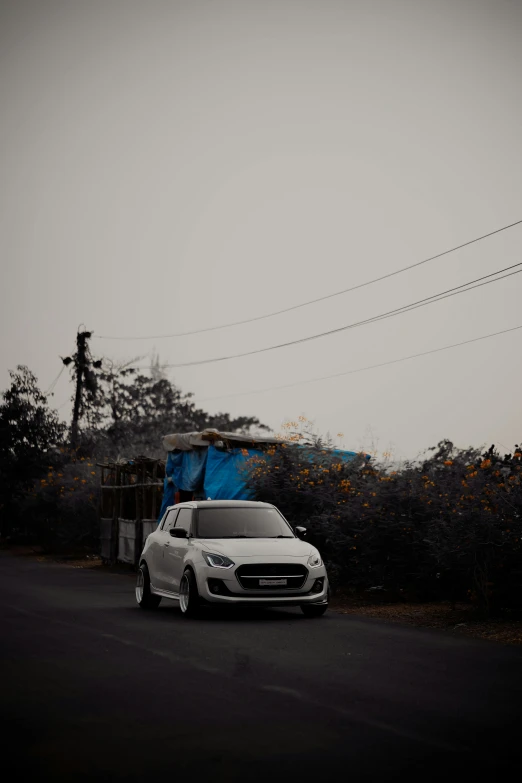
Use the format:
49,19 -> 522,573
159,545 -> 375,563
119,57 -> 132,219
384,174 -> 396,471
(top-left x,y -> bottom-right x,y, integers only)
168,500 -> 274,510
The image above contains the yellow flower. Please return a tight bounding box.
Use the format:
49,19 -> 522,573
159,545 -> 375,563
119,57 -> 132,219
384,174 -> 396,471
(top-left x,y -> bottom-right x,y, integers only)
91,471 -> 96,475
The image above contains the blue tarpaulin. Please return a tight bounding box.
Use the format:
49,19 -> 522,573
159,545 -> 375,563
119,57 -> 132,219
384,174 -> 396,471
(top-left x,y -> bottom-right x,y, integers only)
203,446 -> 263,501
158,476 -> 176,521
158,449 -> 208,521
296,446 -> 364,464
178,449 -> 208,492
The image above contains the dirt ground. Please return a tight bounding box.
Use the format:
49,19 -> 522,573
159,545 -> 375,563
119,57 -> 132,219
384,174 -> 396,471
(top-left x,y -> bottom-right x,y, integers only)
329,592 -> 522,646
7,546 -> 522,645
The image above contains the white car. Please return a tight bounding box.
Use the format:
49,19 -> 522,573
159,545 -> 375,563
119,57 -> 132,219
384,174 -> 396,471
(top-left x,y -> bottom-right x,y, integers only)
135,500 -> 329,618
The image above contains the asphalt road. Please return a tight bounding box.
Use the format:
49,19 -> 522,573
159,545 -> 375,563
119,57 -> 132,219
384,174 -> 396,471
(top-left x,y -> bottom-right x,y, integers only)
1,552 -> 521,782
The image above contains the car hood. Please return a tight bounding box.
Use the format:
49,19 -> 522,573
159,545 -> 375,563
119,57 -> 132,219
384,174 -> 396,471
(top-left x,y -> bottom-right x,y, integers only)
198,537 -> 314,558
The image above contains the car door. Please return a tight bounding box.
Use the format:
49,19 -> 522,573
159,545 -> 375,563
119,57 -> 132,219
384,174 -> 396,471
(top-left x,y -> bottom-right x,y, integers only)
153,508 -> 179,590
162,507 -> 193,594
145,509 -> 169,587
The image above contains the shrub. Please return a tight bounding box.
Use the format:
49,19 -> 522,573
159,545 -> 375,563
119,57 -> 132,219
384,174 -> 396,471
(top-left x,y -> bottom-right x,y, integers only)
247,425 -> 522,613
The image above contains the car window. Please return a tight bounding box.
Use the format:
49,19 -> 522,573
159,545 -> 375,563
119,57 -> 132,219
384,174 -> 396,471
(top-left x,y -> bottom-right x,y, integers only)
162,509 -> 179,531
175,508 -> 192,534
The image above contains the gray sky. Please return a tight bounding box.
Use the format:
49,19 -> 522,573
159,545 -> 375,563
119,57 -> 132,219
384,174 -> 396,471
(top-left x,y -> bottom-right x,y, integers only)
1,0 -> 521,459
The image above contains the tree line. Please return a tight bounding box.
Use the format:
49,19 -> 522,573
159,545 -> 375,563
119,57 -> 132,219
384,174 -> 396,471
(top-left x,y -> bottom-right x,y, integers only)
0,363 -> 265,546
2,363 -> 521,616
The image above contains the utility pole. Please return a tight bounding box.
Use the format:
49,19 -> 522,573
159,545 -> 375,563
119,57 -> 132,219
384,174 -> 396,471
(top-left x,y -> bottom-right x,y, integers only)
71,330 -> 90,448
62,329 -> 101,449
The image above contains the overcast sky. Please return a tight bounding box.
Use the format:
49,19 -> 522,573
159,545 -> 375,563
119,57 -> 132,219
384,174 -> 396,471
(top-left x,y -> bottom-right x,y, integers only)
1,0 -> 521,459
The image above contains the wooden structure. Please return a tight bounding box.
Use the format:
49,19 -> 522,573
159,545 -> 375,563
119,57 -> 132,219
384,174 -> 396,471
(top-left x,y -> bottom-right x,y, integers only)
98,458 -> 165,566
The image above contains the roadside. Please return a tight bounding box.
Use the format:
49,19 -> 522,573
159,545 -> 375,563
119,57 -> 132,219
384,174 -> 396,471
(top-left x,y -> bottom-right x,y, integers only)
5,546 -> 522,645
329,591 -> 522,646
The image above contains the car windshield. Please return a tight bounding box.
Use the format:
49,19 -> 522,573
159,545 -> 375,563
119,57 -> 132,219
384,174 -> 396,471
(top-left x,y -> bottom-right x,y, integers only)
196,507 -> 294,538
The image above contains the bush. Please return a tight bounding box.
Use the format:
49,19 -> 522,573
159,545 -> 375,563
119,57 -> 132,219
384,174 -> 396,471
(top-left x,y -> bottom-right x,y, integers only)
22,450 -> 100,549
247,426 -> 522,613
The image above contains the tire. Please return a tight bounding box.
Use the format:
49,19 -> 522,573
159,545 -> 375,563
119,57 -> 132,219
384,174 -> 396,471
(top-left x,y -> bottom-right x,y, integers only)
179,568 -> 201,617
136,563 -> 161,610
301,602 -> 328,618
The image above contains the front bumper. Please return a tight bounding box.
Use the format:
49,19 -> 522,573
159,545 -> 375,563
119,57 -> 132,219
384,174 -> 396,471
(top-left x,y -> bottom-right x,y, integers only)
197,561 -> 329,606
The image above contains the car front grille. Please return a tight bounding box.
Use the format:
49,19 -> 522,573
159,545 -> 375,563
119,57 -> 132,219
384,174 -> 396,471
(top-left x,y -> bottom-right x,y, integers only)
235,563 -> 308,590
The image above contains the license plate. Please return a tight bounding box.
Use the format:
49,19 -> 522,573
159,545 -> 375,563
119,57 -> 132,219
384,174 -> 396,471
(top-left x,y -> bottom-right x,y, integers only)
259,578 -> 287,586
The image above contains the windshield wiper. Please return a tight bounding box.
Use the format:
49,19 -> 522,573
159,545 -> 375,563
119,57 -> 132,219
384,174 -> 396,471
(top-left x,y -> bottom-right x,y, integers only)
217,534 -> 294,539
222,535 -> 251,538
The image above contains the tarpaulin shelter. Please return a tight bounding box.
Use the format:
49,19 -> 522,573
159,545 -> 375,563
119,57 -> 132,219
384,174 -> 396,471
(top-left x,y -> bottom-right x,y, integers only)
97,432 -> 366,565
157,428 -> 363,522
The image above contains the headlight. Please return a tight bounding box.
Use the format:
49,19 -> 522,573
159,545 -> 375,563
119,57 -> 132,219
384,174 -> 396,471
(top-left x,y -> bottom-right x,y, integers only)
203,552 -> 235,569
307,552 -> 322,568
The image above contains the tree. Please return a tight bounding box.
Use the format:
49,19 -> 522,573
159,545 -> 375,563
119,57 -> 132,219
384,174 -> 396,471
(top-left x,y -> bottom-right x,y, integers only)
0,366 -> 66,536
80,358 -> 269,458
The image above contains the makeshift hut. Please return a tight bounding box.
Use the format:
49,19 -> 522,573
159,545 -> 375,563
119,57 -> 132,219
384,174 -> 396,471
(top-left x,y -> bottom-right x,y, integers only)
157,428 -> 362,519
98,429 -> 363,566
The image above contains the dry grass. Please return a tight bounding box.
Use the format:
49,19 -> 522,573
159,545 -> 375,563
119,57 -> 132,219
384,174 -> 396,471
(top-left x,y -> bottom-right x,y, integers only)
330,593 -> 522,645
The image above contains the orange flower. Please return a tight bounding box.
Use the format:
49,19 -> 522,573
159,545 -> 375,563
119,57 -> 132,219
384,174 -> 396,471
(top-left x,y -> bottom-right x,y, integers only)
444,460 -> 453,466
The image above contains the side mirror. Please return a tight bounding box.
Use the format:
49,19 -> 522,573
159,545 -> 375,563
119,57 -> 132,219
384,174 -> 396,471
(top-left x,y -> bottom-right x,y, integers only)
170,527 -> 188,538
295,526 -> 307,537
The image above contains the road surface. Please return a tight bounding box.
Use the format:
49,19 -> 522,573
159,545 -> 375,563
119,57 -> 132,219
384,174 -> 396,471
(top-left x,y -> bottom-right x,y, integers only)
1,551 -> 521,781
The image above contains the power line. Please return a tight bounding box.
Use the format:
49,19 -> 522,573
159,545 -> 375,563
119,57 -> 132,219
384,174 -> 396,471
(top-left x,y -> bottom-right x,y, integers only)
95,217 -> 522,340
195,324 -> 522,402
45,365 -> 65,396
130,262 -> 522,370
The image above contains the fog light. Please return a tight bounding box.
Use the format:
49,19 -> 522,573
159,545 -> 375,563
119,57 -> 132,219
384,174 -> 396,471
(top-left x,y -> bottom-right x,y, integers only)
208,578 -> 224,594
312,578 -> 324,593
